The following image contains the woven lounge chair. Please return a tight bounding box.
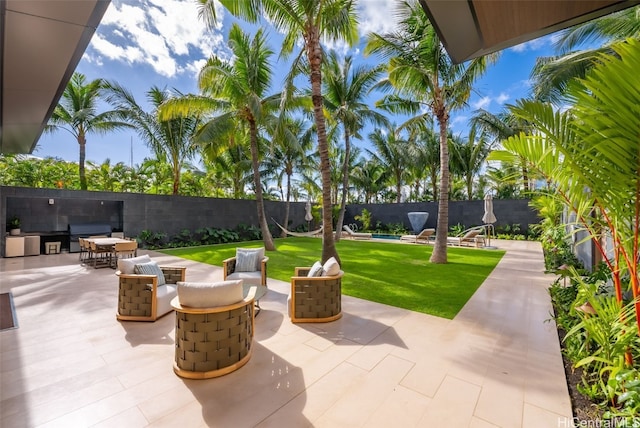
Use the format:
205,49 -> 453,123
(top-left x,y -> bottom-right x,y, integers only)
223,247 -> 268,287
342,225 -> 372,240
172,283 -> 256,379
400,228 -> 435,244
116,255 -> 186,322
290,267 -> 343,323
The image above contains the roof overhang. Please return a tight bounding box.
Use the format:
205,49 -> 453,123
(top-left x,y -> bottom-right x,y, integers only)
418,0 -> 640,64
0,0 -> 111,154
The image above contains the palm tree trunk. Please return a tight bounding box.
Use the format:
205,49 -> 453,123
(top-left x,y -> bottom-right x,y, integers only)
173,166 -> 180,195
307,29 -> 339,264
334,130 -> 351,242
78,133 -> 87,190
430,100 -> 450,264
282,172 -> 292,238
248,119 -> 275,251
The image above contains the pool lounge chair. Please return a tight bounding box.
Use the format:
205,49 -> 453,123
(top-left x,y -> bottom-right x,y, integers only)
447,226 -> 485,247
342,225 -> 372,240
400,228 -> 435,244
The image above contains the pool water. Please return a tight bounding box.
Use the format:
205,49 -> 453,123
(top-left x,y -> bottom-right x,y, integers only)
371,234 -> 401,240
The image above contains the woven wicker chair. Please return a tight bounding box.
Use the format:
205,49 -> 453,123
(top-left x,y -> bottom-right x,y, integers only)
290,268 -> 343,323
116,266 -> 186,322
223,248 -> 268,287
171,287 -> 256,379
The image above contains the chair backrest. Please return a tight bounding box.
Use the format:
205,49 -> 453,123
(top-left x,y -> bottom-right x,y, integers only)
89,235 -> 108,239
461,229 -> 481,241
343,225 -> 354,235
417,229 -> 435,238
114,241 -> 137,252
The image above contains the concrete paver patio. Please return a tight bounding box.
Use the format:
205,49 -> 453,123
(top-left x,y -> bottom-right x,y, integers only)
0,240 -> 572,427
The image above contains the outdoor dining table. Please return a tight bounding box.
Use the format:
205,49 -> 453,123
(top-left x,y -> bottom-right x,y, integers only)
85,237 -> 132,269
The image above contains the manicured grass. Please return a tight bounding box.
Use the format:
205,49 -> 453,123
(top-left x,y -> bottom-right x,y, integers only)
162,237 -> 505,319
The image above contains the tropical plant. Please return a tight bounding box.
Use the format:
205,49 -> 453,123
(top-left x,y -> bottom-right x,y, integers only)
104,84 -> 202,195
322,50 -> 388,240
449,130 -> 491,200
46,72 -> 131,190
367,125 -> 410,203
365,0 -> 498,263
200,0 -> 359,264
263,117 -> 314,237
531,5 -> 640,104
490,40 -> 640,336
160,24 -> 280,251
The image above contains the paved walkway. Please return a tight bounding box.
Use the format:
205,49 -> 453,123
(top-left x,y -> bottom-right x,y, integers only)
0,240 -> 571,427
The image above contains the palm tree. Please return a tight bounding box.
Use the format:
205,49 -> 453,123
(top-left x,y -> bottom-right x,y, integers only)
322,51 -> 389,240
471,108 -> 533,193
449,131 -> 491,200
46,72 -> 131,190
531,5 -> 640,104
160,24 -> 280,250
104,84 -> 201,195
262,117 -> 314,237
366,0 -> 497,263
367,125 -> 410,203
201,0 -> 359,263
351,158 -> 387,204
407,125 -> 440,201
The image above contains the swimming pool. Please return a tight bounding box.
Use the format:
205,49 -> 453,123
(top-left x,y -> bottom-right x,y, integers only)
371,234 -> 401,240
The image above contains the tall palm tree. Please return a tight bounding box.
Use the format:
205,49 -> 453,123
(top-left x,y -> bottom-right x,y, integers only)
366,0 -> 497,263
322,51 -> 389,240
407,125 -> 440,201
160,24 -> 280,250
200,0 -> 359,263
531,5 -> 640,104
262,117 -> 314,237
46,72 -> 131,190
471,108 -> 533,193
104,84 -> 201,195
449,131 -> 491,200
367,125 -> 410,203
351,158 -> 387,204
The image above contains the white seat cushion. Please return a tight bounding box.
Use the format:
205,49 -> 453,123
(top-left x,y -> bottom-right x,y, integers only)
157,284 -> 177,317
177,280 -> 243,307
323,257 -> 340,276
226,271 -> 262,286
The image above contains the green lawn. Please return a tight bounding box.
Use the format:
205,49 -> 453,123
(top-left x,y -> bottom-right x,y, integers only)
162,237 -> 505,319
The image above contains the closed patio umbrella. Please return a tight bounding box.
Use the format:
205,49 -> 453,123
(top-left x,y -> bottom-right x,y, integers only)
305,201 -> 313,231
482,193 -> 497,248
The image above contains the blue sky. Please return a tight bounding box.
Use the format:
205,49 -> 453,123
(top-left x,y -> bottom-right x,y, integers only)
35,0 -> 558,168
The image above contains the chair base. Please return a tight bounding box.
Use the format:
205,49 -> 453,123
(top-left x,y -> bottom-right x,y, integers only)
173,351 -> 252,379
291,312 -> 342,324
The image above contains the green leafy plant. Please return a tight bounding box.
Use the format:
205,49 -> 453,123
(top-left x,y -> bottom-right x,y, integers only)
7,216 -> 20,229
354,208 -> 372,231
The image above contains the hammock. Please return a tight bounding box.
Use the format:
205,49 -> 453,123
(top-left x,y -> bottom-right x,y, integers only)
273,220 -> 323,237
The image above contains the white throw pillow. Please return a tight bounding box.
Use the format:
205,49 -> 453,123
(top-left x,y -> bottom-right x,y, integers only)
118,254 -> 151,274
322,257 -> 340,276
307,261 -> 324,277
177,280 -> 244,307
235,248 -> 264,272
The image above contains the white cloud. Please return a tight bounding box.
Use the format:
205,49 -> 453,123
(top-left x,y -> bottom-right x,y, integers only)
496,92 -> 510,104
358,0 -> 400,35
473,96 -> 491,110
88,0 -> 228,78
510,34 -> 552,53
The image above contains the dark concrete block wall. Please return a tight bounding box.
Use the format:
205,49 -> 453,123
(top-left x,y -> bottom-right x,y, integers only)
345,199 -> 539,232
1,186 -> 539,256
